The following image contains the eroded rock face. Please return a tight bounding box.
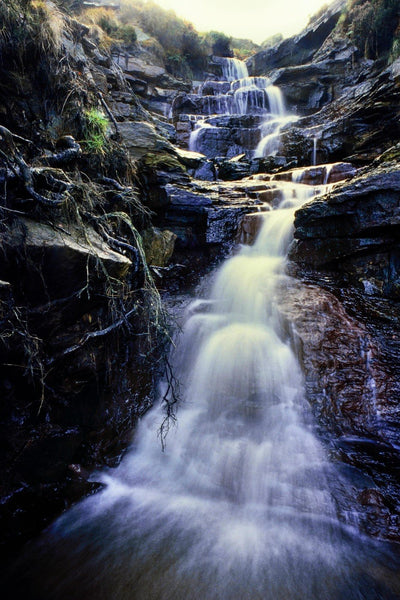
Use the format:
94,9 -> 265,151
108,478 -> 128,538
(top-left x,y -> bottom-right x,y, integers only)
247,0 -> 346,75
279,58 -> 400,165
290,166 -> 400,298
277,279 -> 400,541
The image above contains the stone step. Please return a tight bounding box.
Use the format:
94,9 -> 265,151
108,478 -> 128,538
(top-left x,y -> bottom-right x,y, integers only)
272,162 -> 357,185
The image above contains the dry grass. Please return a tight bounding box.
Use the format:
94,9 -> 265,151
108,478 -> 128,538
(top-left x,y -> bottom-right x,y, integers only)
0,0 -> 65,58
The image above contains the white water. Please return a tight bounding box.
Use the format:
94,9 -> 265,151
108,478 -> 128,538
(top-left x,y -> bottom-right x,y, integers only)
15,182 -> 400,599
189,59 -> 295,156
221,57 -> 248,81
254,89 -> 299,158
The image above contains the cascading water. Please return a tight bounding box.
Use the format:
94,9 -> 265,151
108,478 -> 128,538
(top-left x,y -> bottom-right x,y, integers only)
9,182 -> 400,600
221,57 -> 249,82
189,58 -> 295,158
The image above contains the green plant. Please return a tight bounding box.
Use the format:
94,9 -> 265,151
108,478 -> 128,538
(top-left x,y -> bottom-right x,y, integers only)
83,108 -> 109,154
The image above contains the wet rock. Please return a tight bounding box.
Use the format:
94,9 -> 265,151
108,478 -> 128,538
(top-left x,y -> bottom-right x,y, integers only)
281,61 -> 400,165
172,146 -> 206,169
0,219 -> 131,303
277,279 -> 400,541
193,160 -> 216,181
191,126 -> 260,159
278,280 -> 398,438
268,59 -> 350,115
118,121 -> 173,159
206,207 -> 248,244
172,93 -> 233,117
142,227 -> 177,267
0,280 -> 12,313
236,212 -> 265,245
290,166 -> 400,298
273,162 -> 357,185
165,184 -> 213,207
201,81 -> 231,95
217,155 -> 252,180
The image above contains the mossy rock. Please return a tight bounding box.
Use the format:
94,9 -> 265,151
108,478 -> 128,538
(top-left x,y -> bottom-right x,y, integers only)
142,152 -> 185,173
375,143 -> 400,164
142,227 -> 177,267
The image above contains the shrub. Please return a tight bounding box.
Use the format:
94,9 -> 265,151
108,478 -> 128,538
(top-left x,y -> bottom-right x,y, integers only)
340,0 -> 400,60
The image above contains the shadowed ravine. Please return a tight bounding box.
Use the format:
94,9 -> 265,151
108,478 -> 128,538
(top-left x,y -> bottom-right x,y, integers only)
5,182 -> 400,600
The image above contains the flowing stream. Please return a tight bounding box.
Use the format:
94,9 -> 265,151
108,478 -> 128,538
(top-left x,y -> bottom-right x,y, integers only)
6,58 -> 400,600
7,182 -> 400,600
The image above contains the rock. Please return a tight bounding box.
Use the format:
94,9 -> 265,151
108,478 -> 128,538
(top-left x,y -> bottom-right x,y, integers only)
276,279 -> 400,541
124,74 -> 148,96
247,0 -> 346,75
142,227 -> 177,267
165,183 -> 213,207
0,219 -> 131,302
193,160 -> 216,181
201,81 -> 231,95
0,280 -> 12,319
277,280 -> 387,435
268,60 -> 348,115
114,55 -> 167,81
290,166 -> 400,298
236,212 -> 265,244
217,155 -> 252,180
118,121 -> 173,159
273,162 -> 357,185
206,207 -> 248,244
172,146 -> 206,168
172,92 -> 233,117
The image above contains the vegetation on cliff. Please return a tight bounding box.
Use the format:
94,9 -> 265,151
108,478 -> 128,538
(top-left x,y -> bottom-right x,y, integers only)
338,0 -> 400,60
0,0 -> 180,557
76,0 -> 259,79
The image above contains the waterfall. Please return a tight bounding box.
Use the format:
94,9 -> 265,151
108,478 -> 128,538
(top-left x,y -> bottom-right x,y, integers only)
188,61 -> 293,157
14,180 -> 399,599
313,136 -> 318,166
221,57 -> 248,81
253,85 -> 299,158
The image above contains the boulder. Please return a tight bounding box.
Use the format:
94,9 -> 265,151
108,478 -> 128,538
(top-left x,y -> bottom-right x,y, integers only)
142,227 -> 177,267
0,219 -> 131,302
118,121 -> 173,159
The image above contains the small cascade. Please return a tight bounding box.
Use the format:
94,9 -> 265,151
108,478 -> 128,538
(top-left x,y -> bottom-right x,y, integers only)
254,86 -> 299,158
313,136 -> 318,166
221,56 -> 249,81
189,119 -> 212,152
187,58 -> 295,159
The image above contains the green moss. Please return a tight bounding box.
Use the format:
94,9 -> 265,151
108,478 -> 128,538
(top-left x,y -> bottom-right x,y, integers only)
143,152 -> 186,173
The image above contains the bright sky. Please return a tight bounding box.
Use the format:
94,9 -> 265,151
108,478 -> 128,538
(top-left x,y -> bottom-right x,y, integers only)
153,0 -> 336,44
